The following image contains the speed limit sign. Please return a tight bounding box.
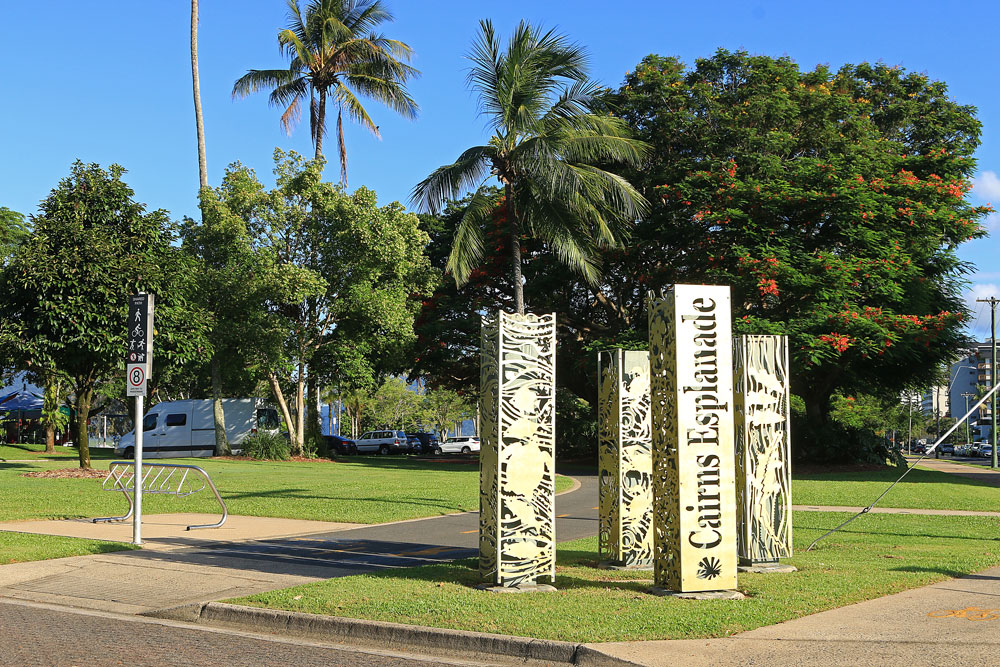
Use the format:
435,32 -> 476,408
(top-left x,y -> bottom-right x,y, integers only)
127,363 -> 147,396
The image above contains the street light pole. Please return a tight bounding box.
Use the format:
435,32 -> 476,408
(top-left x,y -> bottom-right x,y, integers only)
962,392 -> 975,445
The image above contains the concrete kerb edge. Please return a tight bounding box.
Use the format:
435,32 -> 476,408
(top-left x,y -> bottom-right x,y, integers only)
172,601 -> 636,665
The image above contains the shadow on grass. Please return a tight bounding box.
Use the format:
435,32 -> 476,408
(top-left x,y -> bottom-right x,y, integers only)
795,467 -> 1000,489
890,565 -> 973,579
219,486 -> 466,512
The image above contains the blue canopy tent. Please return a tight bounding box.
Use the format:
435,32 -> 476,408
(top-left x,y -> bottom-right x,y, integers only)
0,391 -> 44,444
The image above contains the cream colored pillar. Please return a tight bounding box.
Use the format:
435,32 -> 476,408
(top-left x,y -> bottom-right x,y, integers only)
734,335 -> 793,570
648,285 -> 738,593
479,312 -> 557,588
597,349 -> 653,567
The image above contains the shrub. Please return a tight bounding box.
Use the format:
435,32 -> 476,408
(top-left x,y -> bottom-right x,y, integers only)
241,431 -> 290,461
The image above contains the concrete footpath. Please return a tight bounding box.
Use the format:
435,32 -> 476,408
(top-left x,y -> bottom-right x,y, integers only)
5,466 -> 1000,665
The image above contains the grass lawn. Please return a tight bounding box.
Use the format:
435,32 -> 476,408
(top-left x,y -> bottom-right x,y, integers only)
231,511 -> 1000,643
793,465 -> 1000,511
0,531 -> 137,564
0,456 -> 573,524
0,443 -> 116,461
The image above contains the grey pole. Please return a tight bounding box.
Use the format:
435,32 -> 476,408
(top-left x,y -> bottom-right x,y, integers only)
962,392 -> 975,445
133,394 -> 143,546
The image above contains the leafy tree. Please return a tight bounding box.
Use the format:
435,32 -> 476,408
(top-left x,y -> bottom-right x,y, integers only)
599,50 -> 990,459
368,377 -> 421,429
181,183 -> 301,454
217,150 -> 434,453
0,162 -> 211,468
233,0 -> 418,184
0,207 -> 28,266
423,386 -> 473,438
411,20 -> 649,314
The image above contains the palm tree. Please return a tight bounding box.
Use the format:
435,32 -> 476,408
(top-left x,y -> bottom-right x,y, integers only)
191,0 -> 232,456
411,20 -> 649,314
233,0 -> 419,186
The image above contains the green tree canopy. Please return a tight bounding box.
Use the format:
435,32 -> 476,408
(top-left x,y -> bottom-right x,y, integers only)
602,50 -> 989,440
214,150 -> 434,453
0,162 -> 211,468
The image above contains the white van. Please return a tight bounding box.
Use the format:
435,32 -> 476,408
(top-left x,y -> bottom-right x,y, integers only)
114,398 -> 281,459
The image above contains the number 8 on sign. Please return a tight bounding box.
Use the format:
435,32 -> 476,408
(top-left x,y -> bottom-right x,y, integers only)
127,363 -> 146,396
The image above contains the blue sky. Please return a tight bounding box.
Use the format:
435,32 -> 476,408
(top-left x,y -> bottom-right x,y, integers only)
2,0 -> 998,337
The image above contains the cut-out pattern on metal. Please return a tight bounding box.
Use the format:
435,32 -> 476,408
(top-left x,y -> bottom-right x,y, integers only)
598,349 -> 653,566
648,285 -> 737,592
479,312 -> 557,587
734,335 -> 792,564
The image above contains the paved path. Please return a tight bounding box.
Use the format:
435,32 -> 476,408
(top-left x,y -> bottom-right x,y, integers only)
589,563 -> 1000,666
912,455 -> 1000,487
0,471 -> 599,615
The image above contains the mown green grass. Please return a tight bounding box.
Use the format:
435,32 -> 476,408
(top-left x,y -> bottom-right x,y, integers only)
793,465 -> 1000,511
0,457 -> 572,524
0,443 -> 116,461
0,531 -> 137,564
232,511 -> 1000,642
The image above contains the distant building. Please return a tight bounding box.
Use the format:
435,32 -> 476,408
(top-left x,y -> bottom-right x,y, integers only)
920,386 -> 948,418
948,341 -> 996,442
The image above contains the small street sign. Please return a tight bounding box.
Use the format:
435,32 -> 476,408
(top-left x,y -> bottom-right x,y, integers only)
125,293 -> 154,396
126,363 -> 147,397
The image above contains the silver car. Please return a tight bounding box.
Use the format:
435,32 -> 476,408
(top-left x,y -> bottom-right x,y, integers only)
354,430 -> 408,455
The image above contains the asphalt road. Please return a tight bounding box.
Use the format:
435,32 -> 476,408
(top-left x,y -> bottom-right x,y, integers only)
160,468 -> 599,578
0,598 -> 486,667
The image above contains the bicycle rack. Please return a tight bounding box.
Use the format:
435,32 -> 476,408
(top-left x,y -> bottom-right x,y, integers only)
93,461 -> 228,530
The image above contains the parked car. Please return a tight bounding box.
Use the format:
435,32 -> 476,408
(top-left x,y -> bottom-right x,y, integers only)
938,443 -> 954,456
970,443 -> 983,457
115,398 -> 280,459
435,436 -> 481,455
981,444 -> 994,459
910,443 -> 926,454
406,432 -> 440,454
323,434 -> 356,455
354,429 -> 409,454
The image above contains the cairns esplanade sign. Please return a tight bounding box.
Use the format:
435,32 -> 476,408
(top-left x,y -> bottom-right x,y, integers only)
649,284 -> 737,592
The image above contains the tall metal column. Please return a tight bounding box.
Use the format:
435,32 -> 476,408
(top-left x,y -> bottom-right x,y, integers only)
648,285 -> 738,593
479,312 -> 557,588
597,349 -> 652,567
734,335 -> 793,569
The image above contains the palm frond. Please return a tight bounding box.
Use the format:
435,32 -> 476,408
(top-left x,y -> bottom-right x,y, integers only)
445,186 -> 497,286
410,146 -> 493,214
233,68 -> 302,99
331,82 -> 379,133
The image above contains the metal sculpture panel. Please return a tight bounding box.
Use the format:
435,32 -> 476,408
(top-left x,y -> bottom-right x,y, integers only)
479,312 -> 557,587
734,335 -> 792,564
598,350 -> 653,566
648,285 -> 737,592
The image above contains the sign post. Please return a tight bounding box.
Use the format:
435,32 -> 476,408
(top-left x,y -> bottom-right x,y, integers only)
126,293 -> 153,546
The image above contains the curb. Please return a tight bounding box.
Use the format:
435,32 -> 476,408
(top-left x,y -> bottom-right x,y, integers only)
148,601 -> 639,665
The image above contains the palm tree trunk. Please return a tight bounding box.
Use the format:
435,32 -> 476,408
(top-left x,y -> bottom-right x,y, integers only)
506,184 -> 525,314
315,90 -> 326,161
191,0 -> 208,189
337,106 -> 347,187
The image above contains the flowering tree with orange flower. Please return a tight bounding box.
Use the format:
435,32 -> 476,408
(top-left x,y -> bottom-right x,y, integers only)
598,50 -> 990,459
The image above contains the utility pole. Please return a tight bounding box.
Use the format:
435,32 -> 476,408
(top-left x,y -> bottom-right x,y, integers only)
962,392 -> 975,445
977,296 -> 999,469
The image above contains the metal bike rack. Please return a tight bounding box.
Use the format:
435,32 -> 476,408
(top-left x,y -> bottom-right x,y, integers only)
93,461 -> 228,530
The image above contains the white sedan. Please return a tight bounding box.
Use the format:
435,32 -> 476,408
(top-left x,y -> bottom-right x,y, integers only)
435,436 -> 481,455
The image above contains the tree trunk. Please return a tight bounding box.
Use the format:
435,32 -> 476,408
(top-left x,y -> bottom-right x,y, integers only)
191,0 -> 208,190
506,186 -> 524,314
210,354 -> 230,455
268,373 -> 297,449
306,372 -> 321,449
337,105 -> 348,187
45,424 -> 55,453
75,387 -> 92,470
294,362 -> 305,456
315,90 -> 326,161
